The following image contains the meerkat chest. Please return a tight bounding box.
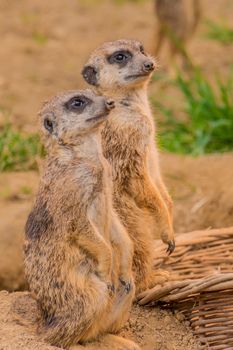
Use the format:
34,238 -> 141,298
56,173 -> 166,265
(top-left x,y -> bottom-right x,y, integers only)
102,108 -> 154,161
120,104 -> 153,134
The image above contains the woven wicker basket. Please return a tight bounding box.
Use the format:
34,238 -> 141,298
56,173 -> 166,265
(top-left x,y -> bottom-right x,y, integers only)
137,227 -> 233,350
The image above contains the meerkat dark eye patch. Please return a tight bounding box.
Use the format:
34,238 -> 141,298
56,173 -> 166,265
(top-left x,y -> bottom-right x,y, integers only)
44,118 -> 54,133
107,50 -> 132,66
82,65 -> 98,86
65,95 -> 91,112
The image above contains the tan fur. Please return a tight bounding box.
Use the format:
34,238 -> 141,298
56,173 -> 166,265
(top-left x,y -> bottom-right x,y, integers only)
154,0 -> 201,68
82,40 -> 175,294
24,89 -> 139,350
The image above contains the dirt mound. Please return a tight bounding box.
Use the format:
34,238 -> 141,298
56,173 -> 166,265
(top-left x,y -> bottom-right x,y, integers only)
122,304 -> 199,350
0,291 -> 59,350
0,291 -> 199,350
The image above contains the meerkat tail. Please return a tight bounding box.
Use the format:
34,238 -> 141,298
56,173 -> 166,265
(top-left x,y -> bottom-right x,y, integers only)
70,334 -> 140,350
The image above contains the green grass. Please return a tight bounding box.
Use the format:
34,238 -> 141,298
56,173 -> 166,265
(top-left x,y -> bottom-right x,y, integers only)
21,12 -> 39,26
154,71 -> 233,155
205,20 -> 233,45
20,185 -> 33,195
32,31 -> 48,46
0,122 -> 44,172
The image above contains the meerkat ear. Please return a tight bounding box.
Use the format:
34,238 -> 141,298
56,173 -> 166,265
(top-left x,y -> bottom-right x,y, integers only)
82,65 -> 98,86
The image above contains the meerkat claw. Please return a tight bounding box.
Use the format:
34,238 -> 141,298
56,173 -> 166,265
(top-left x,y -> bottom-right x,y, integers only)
166,240 -> 175,255
119,278 -> 132,294
125,282 -> 131,294
107,283 -> 115,294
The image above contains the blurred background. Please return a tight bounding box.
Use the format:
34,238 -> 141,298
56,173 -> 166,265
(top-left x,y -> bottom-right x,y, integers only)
0,0 -> 232,291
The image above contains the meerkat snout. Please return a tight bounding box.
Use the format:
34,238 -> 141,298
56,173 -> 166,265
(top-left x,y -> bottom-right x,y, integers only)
143,60 -> 155,73
105,99 -> 115,110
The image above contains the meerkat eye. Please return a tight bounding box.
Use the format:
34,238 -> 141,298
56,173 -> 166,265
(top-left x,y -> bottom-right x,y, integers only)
70,98 -> 85,108
44,118 -> 54,133
65,96 -> 90,112
108,50 -> 132,65
115,53 -> 126,61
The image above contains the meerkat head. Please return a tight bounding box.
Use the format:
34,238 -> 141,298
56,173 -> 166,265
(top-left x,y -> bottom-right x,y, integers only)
82,39 -> 156,93
39,89 -> 115,148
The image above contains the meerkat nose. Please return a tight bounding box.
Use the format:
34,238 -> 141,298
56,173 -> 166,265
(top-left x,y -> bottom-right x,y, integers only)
105,100 -> 115,110
143,61 -> 155,72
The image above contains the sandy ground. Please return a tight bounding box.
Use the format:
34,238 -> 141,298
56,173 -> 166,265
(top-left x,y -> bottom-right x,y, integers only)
0,0 -> 233,349
0,291 -> 199,350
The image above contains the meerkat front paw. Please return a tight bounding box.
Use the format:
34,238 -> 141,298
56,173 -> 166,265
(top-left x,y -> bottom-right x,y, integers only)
107,281 -> 116,295
119,274 -> 134,294
166,238 -> 175,255
97,272 -> 116,295
119,278 -> 131,293
159,220 -> 175,255
161,229 -> 175,255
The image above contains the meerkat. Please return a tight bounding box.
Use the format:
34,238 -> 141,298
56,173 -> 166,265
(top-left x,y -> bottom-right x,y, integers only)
82,39 -> 175,294
154,0 -> 201,68
24,89 -> 139,350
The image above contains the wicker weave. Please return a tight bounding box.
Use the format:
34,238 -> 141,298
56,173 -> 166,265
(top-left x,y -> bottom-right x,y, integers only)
137,227 -> 233,350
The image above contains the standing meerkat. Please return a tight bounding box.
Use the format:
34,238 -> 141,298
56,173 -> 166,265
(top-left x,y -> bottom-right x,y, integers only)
154,0 -> 201,68
24,89 -> 139,350
82,39 -> 175,294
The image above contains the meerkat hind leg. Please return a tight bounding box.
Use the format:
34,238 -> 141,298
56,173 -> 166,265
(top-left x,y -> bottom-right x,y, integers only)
132,239 -> 156,295
110,212 -> 133,290
70,334 -> 140,350
148,269 -> 170,288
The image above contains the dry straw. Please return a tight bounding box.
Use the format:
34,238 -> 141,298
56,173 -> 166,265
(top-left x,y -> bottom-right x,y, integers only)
138,227 -> 233,349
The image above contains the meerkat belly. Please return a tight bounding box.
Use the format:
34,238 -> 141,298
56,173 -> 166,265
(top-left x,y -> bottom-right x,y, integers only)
74,163 -> 111,240
148,142 -> 161,183
87,187 -> 111,241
